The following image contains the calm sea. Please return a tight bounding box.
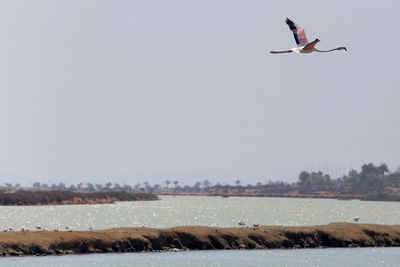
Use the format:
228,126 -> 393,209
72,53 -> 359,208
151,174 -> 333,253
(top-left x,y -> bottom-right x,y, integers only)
0,195 -> 399,266
1,248 -> 400,267
0,195 -> 398,230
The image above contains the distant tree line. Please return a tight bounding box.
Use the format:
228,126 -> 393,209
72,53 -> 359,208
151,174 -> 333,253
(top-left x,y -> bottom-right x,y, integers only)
297,163 -> 400,194
1,163 -> 399,198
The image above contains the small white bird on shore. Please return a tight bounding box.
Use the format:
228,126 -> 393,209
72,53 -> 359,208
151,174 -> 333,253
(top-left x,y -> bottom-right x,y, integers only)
238,220 -> 246,226
65,226 -> 73,232
354,217 -> 360,222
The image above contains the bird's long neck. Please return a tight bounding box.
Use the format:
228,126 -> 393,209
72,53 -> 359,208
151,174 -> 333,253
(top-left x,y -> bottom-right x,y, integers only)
314,47 -> 347,53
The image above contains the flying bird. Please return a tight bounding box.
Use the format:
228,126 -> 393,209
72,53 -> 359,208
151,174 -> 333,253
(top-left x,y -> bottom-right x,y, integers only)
270,18 -> 347,54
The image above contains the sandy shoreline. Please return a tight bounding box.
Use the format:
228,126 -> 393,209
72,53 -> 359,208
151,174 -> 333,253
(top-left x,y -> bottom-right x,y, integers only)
0,223 -> 399,256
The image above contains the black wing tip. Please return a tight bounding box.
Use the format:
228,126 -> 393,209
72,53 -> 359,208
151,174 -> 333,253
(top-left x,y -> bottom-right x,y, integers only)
286,18 -> 295,27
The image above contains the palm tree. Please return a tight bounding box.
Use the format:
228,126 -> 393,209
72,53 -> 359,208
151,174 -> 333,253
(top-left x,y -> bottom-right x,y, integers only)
105,182 -> 113,191
95,184 -> 103,191
202,180 -> 210,189
86,183 -> 95,192
194,182 -> 201,192
153,184 -> 161,193
134,183 -> 141,192
378,164 -> 389,178
57,183 -> 66,190
123,184 -> 132,192
113,183 -> 121,191
143,182 -> 150,192
77,183 -> 84,191
173,181 -> 179,191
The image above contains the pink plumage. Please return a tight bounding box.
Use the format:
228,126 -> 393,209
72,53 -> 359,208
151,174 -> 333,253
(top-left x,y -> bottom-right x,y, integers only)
285,18 -> 308,46
270,18 -> 347,54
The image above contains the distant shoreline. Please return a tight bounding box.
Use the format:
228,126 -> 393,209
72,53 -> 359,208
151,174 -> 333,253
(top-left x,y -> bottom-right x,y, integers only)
158,192 -> 370,201
0,223 -> 399,256
0,190 -> 397,206
0,191 -> 159,206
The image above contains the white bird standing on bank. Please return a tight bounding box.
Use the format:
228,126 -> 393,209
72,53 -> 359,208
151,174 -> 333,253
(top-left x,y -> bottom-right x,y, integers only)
270,18 -> 347,54
238,220 -> 246,226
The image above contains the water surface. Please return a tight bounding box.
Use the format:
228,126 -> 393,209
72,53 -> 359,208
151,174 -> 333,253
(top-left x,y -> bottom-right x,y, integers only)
0,196 -> 399,231
1,196 -> 399,266
1,248 -> 399,267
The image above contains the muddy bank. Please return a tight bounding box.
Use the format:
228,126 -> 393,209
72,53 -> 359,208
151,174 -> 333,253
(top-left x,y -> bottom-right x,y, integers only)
0,191 -> 159,206
1,223 -> 400,256
160,192 -> 364,200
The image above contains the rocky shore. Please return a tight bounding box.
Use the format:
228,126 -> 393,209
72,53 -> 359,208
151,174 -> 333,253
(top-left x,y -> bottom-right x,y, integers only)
0,223 -> 400,256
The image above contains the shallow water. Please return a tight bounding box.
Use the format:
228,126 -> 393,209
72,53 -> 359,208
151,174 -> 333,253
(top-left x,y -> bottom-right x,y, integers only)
1,196 -> 399,266
0,195 -> 399,231
1,248 -> 400,267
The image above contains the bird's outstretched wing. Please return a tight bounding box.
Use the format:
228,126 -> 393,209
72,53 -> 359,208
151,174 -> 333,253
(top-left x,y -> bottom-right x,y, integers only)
270,50 -> 293,54
286,18 -> 308,46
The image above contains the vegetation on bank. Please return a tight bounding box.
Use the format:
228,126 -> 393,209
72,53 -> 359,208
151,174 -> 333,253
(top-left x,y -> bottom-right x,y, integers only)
362,193 -> 400,202
1,162 -> 400,202
0,191 -> 158,205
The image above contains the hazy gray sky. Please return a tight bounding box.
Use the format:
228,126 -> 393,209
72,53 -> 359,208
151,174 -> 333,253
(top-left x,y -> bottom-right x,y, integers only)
0,0 -> 399,186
